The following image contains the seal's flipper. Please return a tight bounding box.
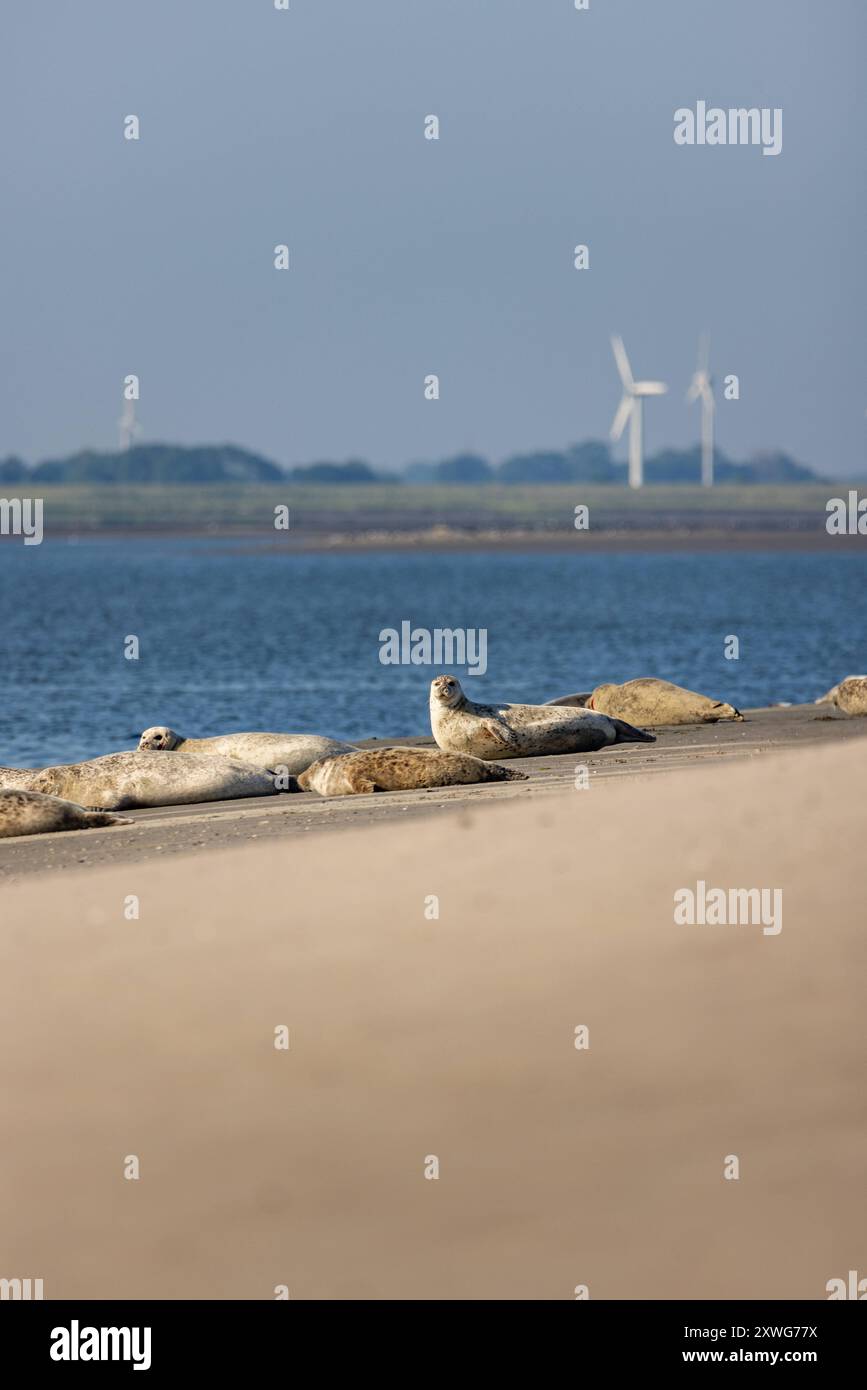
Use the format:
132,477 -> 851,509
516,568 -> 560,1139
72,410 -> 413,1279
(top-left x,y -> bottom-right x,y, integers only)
481,719 -> 516,750
610,719 -> 655,744
354,777 -> 382,794
86,811 -> 134,827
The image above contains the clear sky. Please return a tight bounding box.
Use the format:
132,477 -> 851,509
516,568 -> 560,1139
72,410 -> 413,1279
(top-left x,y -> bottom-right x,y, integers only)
1,0 -> 864,475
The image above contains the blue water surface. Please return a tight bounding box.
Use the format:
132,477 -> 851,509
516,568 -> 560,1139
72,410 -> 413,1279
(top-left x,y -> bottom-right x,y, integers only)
1,539 -> 864,765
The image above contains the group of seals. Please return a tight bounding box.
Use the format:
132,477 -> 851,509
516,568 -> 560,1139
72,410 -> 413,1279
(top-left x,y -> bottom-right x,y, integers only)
2,666 -> 861,835
815,675 -> 867,716
430,675 -> 655,758
0,789 -> 132,840
545,677 -> 743,726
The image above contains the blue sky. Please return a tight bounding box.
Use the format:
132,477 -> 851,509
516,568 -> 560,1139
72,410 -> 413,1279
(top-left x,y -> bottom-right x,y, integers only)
1,0 -> 864,475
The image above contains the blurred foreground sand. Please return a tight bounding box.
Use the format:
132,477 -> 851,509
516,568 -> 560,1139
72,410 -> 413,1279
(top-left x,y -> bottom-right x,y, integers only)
1,737 -> 865,1299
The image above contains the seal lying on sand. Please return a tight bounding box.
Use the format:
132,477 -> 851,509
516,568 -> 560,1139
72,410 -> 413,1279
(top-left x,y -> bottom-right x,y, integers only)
0,750 -> 281,811
815,676 -> 867,715
571,678 -> 743,726
0,789 -> 133,839
296,747 -> 527,796
429,675 -> 654,759
544,692 -> 593,708
138,727 -> 357,773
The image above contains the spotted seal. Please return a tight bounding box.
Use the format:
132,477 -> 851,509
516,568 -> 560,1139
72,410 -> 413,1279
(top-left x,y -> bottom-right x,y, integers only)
0,789 -> 133,839
296,746 -> 528,796
815,676 -> 867,715
429,675 -> 654,758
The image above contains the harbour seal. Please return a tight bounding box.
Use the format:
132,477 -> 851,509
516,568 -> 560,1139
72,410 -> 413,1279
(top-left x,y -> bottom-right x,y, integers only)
815,676 -> 867,715
543,692 -> 593,708
0,750 -> 281,811
0,789 -> 133,839
137,727 -> 357,773
429,675 -> 655,759
296,746 -> 528,796
581,678 -> 743,726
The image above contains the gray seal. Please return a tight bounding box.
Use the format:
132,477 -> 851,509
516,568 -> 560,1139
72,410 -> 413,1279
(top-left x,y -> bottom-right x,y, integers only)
0,789 -> 132,839
0,750 -> 281,811
296,746 -> 528,796
429,675 -> 654,759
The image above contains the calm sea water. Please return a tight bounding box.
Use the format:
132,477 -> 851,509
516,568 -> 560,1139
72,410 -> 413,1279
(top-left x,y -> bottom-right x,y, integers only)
1,539 -> 865,767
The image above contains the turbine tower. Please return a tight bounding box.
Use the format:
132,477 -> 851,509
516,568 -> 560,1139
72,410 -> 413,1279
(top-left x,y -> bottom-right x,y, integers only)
609,335 -> 667,489
687,332 -> 715,487
118,394 -> 142,452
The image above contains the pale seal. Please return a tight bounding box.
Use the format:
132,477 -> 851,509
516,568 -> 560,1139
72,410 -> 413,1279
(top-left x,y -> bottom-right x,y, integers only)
543,692 -> 593,708
296,747 -> 528,797
0,750 -> 281,811
0,789 -> 133,839
138,727 -> 357,774
429,675 -> 655,759
579,678 -> 743,726
815,675 -> 867,715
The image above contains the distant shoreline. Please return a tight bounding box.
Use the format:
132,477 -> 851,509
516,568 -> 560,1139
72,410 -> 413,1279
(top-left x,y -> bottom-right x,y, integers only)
3,526 -> 864,553
2,481 -> 863,551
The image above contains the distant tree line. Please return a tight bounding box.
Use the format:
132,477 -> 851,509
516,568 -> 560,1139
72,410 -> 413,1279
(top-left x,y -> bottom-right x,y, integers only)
0,440 -> 819,485
404,443 -> 817,485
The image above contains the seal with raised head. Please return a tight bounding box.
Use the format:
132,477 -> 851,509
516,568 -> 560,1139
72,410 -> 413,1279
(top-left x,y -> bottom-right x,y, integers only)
0,750 -> 281,811
429,675 -> 655,759
0,789 -> 133,839
576,678 -> 743,726
815,675 -> 867,715
138,727 -> 357,773
296,746 -> 528,796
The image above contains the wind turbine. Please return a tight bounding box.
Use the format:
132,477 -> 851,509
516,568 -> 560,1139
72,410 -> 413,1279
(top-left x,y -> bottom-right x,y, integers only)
118,394 -> 142,451
687,332 -> 715,487
610,335 -> 667,488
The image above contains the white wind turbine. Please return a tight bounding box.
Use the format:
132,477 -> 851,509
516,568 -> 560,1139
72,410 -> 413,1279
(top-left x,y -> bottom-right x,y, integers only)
687,332 -> 715,487
609,335 -> 667,489
118,394 -> 142,451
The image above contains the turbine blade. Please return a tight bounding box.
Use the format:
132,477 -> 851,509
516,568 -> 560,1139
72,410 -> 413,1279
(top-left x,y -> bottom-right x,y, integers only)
610,393 -> 633,441
611,335 -> 634,390
686,379 -> 701,402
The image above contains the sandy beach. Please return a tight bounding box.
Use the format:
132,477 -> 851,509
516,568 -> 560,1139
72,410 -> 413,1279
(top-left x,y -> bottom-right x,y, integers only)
0,702 -> 861,879
1,707 -> 865,1299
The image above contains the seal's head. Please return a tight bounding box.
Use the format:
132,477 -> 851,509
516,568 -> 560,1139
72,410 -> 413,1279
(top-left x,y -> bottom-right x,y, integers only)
138,726 -> 183,751
430,674 -> 464,710
714,702 -> 744,722
587,683 -> 616,710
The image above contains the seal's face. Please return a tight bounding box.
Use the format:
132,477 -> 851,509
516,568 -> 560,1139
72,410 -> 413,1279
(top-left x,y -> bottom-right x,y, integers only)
138,726 -> 181,751
430,675 -> 463,709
